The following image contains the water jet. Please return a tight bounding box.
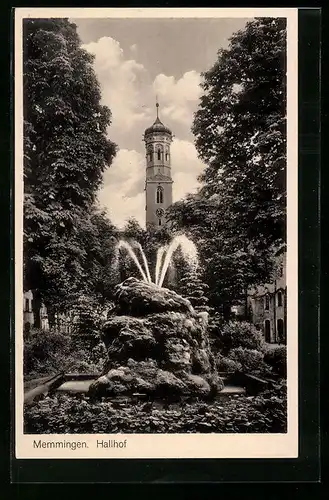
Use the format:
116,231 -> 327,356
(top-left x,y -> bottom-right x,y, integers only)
114,234 -> 199,287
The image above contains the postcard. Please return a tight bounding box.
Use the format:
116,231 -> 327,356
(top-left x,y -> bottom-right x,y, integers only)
14,7 -> 298,459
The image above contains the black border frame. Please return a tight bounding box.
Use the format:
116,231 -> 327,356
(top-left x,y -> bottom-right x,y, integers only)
8,6 -> 321,484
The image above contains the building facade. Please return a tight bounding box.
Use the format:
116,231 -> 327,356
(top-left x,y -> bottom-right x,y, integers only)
247,249 -> 287,344
23,290 -> 49,332
143,102 -> 173,228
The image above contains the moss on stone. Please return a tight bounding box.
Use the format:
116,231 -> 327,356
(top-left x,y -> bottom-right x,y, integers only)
89,278 -> 222,400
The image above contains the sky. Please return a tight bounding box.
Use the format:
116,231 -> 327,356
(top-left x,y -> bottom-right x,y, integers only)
72,17 -> 249,228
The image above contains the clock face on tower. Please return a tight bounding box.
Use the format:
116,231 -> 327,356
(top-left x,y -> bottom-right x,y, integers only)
156,208 -> 165,218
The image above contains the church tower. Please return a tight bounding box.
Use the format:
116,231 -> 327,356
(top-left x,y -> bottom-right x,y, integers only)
143,101 -> 173,228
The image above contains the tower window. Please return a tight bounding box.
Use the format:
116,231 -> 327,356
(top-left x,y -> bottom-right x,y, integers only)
156,186 -> 164,204
147,147 -> 153,162
156,144 -> 163,161
158,219 -> 162,226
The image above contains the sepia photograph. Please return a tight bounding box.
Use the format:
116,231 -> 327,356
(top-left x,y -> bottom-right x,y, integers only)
15,8 -> 298,459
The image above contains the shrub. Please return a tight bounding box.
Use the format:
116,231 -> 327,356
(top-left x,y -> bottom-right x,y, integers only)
90,342 -> 107,365
70,295 -> 108,344
24,329 -> 71,376
66,359 -> 99,374
208,313 -> 225,344
228,347 -> 264,374
24,386 -> 287,434
24,328 -> 106,378
216,355 -> 241,373
217,321 -> 264,355
263,346 -> 287,377
208,312 -> 224,352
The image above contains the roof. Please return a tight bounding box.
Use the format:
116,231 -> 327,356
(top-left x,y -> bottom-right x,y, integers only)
144,102 -> 172,137
144,116 -> 172,137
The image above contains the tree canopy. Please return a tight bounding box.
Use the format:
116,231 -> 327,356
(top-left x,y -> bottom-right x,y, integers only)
168,18 -> 287,314
23,18 -> 117,319
193,17 -> 287,251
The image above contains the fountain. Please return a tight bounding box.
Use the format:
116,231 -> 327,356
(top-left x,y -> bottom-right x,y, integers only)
116,240 -> 149,283
115,234 -> 199,288
136,242 -> 152,284
155,245 -> 167,287
157,234 -> 198,288
87,234 -> 223,401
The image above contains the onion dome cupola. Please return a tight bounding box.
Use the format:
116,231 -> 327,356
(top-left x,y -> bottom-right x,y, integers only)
144,101 -> 172,138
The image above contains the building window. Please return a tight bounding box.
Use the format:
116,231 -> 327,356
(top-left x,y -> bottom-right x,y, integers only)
264,320 -> 271,343
277,290 -> 283,307
25,298 -> 29,312
158,219 -> 162,226
277,319 -> 284,344
265,294 -> 270,310
156,186 -> 164,204
157,149 -> 161,160
280,264 -> 284,277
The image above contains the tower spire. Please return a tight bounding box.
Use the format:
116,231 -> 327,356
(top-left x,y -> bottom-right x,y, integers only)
156,95 -> 159,119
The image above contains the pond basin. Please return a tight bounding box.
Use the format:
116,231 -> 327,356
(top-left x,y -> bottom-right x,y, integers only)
25,370 -> 276,406
55,377 -> 246,397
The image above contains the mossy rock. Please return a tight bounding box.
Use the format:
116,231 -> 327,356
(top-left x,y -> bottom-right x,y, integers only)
115,277 -> 195,316
92,278 -> 221,401
88,361 -> 221,400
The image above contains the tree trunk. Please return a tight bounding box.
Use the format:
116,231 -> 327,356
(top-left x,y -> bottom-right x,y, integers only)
244,287 -> 249,320
46,305 -> 56,331
222,303 -> 231,321
31,289 -> 41,329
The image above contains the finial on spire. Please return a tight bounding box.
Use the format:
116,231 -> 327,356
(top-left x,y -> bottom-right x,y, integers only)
156,95 -> 159,118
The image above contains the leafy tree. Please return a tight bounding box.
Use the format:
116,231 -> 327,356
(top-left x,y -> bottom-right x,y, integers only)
122,217 -> 145,242
167,195 -> 272,316
23,18 -> 117,323
192,17 -> 287,251
166,193 -> 213,240
168,18 -> 286,315
78,208 -> 120,303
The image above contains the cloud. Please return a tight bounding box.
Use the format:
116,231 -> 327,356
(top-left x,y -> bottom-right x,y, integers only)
83,37 -> 151,132
153,71 -> 202,125
171,138 -> 205,200
85,38 -> 205,226
98,148 -> 145,228
98,140 -> 205,228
